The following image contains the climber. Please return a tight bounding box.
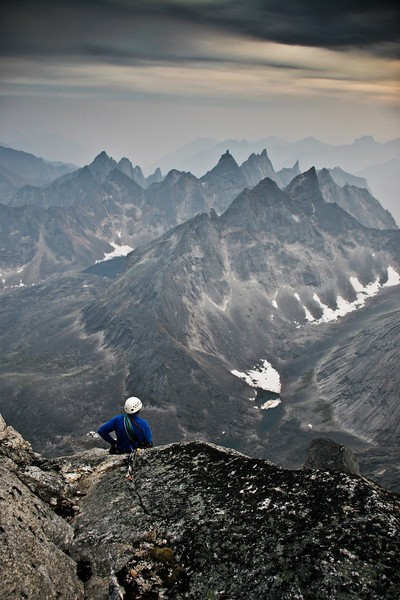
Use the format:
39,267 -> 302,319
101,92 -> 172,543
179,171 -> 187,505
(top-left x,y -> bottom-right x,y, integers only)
97,396 -> 153,454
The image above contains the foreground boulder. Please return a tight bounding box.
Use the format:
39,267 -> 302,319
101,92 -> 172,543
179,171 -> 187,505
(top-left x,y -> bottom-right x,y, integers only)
0,415 -> 83,599
303,437 -> 361,475
70,442 -> 399,599
1,413 -> 399,599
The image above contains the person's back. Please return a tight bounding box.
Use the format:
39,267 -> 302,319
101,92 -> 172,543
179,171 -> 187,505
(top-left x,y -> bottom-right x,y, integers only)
98,397 -> 153,453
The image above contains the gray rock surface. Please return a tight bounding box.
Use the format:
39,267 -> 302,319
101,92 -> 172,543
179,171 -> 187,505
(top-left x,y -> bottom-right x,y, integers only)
316,303 -> 400,445
70,442 -> 400,599
317,168 -> 397,230
0,412 -> 36,465
1,413 -> 400,600
0,414 -> 83,599
303,437 -> 360,475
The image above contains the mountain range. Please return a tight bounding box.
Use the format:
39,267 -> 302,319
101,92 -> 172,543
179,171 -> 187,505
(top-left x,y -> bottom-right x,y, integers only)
152,135 -> 400,225
0,146 -> 396,287
0,142 -> 399,494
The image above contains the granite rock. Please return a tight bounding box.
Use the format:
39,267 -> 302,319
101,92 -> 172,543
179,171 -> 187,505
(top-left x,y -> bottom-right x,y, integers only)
303,437 -> 360,475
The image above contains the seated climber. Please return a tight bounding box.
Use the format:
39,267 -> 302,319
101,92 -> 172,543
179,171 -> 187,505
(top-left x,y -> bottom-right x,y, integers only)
98,397 -> 153,454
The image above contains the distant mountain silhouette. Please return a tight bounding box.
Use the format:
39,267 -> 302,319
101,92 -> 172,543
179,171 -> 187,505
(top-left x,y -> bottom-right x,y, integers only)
151,136 -> 400,223
0,145 -> 76,204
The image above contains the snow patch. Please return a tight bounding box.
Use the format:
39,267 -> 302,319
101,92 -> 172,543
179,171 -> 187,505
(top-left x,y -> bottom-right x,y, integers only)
260,399 -> 281,410
96,241 -> 134,263
295,266 -> 400,325
385,266 -> 400,287
231,359 -> 281,394
312,293 -> 357,323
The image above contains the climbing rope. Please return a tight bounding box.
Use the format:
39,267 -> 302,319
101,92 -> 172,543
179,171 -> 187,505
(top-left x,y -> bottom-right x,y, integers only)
126,448 -> 140,481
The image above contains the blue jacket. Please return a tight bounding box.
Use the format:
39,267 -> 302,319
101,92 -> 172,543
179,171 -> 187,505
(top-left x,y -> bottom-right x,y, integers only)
98,413 -> 153,452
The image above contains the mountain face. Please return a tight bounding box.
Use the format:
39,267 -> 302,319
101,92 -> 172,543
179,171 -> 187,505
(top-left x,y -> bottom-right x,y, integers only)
316,304 -> 400,444
82,169 -> 400,464
276,160 -> 301,187
10,150 -> 155,210
327,166 -> 371,191
2,415 -> 400,600
317,169 -> 397,230
0,203 -> 113,286
359,158 -> 400,228
200,149 -> 285,214
240,149 -> 278,187
0,145 -> 76,204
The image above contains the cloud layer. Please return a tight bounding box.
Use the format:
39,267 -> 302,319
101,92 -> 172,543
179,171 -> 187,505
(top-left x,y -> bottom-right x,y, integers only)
1,0 -> 399,62
1,1 -> 399,166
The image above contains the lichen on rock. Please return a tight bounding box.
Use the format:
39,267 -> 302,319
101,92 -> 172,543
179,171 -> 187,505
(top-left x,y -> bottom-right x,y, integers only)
1,414 -> 399,600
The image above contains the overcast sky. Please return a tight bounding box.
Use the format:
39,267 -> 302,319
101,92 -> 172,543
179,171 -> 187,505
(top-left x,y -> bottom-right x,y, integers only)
1,0 -> 399,171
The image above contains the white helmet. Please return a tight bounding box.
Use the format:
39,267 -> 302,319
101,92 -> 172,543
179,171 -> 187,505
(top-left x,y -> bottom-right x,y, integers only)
124,397 -> 142,414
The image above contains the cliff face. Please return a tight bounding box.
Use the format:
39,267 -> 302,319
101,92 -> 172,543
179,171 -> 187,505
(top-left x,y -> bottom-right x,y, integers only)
316,303 -> 400,444
0,414 -> 84,599
1,414 -> 399,600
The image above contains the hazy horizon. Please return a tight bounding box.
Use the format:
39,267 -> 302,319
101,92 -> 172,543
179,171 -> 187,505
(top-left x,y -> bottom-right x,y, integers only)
1,1 -> 399,170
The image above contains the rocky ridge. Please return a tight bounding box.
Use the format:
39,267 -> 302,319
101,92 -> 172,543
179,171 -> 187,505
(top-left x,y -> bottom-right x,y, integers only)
1,414 -> 399,600
317,169 -> 396,230
0,414 -> 84,599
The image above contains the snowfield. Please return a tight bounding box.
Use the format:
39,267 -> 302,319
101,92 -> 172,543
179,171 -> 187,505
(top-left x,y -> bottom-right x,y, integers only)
231,359 -> 281,406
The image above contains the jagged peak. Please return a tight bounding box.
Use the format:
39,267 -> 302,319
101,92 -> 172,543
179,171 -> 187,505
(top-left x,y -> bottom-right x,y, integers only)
286,166 -> 319,190
118,156 -> 134,169
219,149 -> 238,162
88,151 -> 118,179
252,176 -> 283,195
284,167 -> 325,211
318,167 -> 333,180
105,167 -> 145,189
146,167 -> 164,186
242,148 -> 271,164
151,167 -> 162,178
164,168 -> 194,183
221,177 -> 286,220
91,150 -> 112,163
200,149 -> 242,183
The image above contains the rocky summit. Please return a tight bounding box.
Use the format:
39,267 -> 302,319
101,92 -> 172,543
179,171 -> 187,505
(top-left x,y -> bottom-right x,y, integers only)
1,414 -> 399,600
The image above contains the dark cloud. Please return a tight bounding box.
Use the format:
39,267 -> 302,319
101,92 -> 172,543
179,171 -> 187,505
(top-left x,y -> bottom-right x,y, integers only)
1,0 -> 399,61
210,1 -> 400,53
